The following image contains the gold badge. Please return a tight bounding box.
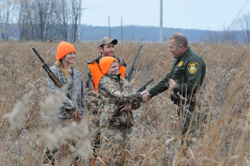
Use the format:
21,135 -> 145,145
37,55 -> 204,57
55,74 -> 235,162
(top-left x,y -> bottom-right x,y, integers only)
178,61 -> 183,67
187,62 -> 198,75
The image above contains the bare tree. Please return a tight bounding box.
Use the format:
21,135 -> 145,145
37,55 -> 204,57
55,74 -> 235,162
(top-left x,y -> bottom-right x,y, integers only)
55,0 -> 70,41
0,0 -> 15,41
236,12 -> 250,43
18,0 -> 33,40
15,0 -> 83,41
44,0 -> 58,40
71,0 -> 81,42
34,0 -> 49,41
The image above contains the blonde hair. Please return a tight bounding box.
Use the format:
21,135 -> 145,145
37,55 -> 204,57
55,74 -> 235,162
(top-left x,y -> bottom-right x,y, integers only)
55,60 -> 70,79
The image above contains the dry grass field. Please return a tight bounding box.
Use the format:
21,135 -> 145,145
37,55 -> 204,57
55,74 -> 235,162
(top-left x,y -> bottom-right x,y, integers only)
1,41 -> 250,165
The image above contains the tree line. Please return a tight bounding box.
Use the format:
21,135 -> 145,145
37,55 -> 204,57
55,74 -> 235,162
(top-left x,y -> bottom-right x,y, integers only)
1,0 -> 250,43
0,0 -> 81,41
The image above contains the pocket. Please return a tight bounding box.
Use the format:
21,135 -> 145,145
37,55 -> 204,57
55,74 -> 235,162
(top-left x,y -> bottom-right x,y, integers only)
174,68 -> 185,75
173,69 -> 186,83
170,94 -> 180,105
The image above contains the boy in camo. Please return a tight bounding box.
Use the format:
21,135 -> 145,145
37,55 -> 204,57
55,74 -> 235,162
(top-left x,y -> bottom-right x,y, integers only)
97,57 -> 143,165
44,41 -> 86,165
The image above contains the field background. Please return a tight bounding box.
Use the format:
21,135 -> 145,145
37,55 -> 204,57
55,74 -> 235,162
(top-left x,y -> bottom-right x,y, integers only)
1,41 -> 250,165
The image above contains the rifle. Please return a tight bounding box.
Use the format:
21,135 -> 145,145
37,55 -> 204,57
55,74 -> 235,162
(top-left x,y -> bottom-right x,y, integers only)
111,78 -> 154,118
125,45 -> 143,82
32,48 -> 62,88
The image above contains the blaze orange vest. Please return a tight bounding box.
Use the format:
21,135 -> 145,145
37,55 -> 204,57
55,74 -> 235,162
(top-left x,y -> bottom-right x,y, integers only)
88,62 -> 126,93
119,65 -> 126,78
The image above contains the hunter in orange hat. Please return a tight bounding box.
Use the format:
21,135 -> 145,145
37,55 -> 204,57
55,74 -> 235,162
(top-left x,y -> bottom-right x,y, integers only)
56,41 -> 76,61
44,41 -> 86,165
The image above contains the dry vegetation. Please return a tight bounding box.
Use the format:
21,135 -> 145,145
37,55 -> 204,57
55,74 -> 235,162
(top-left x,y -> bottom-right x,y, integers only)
1,41 -> 250,165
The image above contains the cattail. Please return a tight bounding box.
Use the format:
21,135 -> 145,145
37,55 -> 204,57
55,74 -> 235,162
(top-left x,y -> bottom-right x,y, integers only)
3,90 -> 33,129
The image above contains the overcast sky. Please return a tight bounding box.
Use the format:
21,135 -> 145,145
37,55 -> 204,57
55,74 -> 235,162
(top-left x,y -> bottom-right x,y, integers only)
81,0 -> 250,31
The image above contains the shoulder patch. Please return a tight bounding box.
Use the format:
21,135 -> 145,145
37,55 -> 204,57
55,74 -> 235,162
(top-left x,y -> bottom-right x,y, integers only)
187,62 -> 198,75
178,61 -> 183,67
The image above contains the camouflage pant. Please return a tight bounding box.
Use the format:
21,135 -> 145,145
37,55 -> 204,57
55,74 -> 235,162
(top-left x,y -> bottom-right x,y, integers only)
98,127 -> 132,165
43,141 -> 81,165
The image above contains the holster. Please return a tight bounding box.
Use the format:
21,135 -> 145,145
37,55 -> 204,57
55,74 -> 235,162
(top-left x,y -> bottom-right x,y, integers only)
170,93 -> 180,105
171,93 -> 196,106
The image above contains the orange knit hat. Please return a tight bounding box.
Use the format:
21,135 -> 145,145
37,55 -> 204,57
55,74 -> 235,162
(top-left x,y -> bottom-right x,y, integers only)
99,57 -> 118,75
56,41 -> 76,61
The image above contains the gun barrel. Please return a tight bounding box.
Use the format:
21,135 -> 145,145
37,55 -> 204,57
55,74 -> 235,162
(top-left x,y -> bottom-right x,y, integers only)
137,78 -> 154,92
126,44 -> 143,82
144,78 -> 154,87
33,48 -> 62,89
32,48 -> 45,63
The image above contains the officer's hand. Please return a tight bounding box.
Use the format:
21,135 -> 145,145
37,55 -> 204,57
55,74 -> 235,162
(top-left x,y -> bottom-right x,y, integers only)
169,79 -> 176,91
141,91 -> 151,102
120,103 -> 132,111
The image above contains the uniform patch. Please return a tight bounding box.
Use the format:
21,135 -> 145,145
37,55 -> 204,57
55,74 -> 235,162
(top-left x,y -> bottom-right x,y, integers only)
178,61 -> 183,67
187,62 -> 198,75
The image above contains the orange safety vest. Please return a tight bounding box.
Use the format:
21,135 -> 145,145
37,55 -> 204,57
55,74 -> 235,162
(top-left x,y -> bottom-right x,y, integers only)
88,62 -> 126,93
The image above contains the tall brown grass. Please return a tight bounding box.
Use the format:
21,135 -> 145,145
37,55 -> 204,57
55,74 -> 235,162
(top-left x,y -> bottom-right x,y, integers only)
1,41 -> 250,165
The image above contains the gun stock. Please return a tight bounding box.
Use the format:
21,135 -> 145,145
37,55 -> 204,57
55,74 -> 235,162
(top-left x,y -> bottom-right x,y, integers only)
47,72 -> 62,88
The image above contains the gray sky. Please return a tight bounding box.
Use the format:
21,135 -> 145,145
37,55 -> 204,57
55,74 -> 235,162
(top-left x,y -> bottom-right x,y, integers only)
81,0 -> 250,31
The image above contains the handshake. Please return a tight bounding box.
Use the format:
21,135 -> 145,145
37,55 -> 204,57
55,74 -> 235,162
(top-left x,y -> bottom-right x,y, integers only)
139,79 -> 177,103
140,91 -> 151,102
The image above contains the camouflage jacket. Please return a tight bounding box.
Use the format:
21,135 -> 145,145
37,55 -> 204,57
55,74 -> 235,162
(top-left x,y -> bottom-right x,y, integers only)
47,65 -> 86,119
85,55 -> 126,114
97,74 -> 142,128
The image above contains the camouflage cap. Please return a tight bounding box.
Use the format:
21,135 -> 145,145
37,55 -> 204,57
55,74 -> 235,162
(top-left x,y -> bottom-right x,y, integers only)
98,36 -> 118,47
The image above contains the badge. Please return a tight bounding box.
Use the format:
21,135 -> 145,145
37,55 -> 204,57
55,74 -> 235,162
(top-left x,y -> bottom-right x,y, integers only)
178,61 -> 183,67
187,62 -> 198,75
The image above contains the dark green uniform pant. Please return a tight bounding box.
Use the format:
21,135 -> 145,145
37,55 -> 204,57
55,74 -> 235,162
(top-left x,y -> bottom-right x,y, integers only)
177,102 -> 195,135
177,102 -> 207,136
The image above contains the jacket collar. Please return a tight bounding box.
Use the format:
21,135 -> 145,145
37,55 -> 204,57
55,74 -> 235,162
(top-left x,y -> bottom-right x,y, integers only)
178,46 -> 191,61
